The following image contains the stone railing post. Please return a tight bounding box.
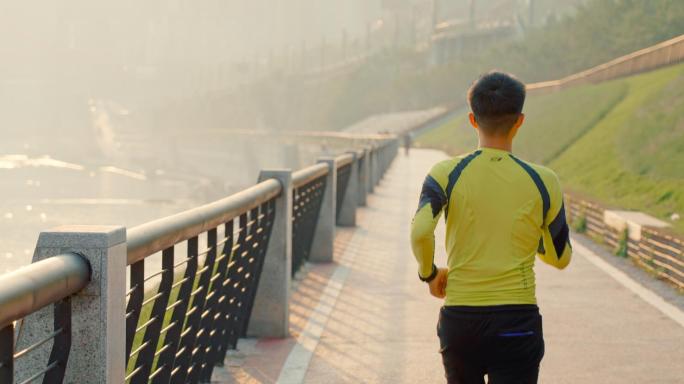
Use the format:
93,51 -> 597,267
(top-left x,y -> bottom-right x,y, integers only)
248,170 -> 293,338
337,153 -> 358,227
357,149 -> 369,207
16,225 -> 126,384
379,143 -> 387,177
309,157 -> 337,263
377,143 -> 387,182
370,146 -> 380,189
366,146 -> 375,194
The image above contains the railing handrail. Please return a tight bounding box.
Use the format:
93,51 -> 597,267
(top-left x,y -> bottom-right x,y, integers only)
172,129 -> 394,141
336,153 -> 354,168
527,33 -> 684,91
127,178 -> 282,264
565,34 -> 684,82
0,253 -> 90,329
292,163 -> 329,189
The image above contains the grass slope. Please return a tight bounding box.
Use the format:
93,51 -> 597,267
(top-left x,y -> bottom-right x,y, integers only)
550,63 -> 684,233
416,62 -> 684,233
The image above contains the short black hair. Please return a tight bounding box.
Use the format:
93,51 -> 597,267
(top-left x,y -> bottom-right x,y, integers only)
467,71 -> 526,135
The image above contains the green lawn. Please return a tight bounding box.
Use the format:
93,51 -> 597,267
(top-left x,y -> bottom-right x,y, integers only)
550,63 -> 684,234
416,62 -> 684,234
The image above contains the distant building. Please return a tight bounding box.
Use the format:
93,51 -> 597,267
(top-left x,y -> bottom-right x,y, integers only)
430,17 -> 523,65
428,0 -> 584,66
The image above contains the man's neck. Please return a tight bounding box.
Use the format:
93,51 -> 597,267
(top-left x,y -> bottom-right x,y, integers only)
478,136 -> 513,152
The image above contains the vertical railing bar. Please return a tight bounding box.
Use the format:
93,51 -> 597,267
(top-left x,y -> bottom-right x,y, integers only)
292,186 -> 304,276
198,223 -> 234,381
168,236 -> 199,384
170,232 -> 212,384
222,213 -> 249,351
237,207 -> 264,338
152,238 -> 198,384
200,222 -> 233,383
0,324 -> 14,384
126,261 -> 145,366
186,228 -> 219,383
213,220 -> 236,364
237,210 -> 257,339
131,247 -> 174,384
42,298 -> 71,384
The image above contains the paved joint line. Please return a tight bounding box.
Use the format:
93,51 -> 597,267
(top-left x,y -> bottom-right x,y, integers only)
574,239 -> 684,327
276,230 -> 362,384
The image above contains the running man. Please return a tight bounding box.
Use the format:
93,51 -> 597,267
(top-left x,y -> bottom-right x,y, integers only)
410,72 -> 572,384
403,132 -> 412,156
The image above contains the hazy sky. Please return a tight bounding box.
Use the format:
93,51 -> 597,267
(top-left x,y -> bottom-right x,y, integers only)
0,1 -> 405,136
0,1 -> 387,75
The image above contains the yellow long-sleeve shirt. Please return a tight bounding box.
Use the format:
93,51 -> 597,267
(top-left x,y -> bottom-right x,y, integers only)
411,147 -> 572,306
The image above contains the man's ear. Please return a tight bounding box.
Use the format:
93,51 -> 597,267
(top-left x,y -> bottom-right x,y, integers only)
516,113 -> 525,127
468,112 -> 478,129
509,113 -> 525,138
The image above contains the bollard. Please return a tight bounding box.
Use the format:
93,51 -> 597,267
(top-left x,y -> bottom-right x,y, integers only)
337,153 -> 358,227
248,170 -> 293,338
309,157 -> 337,263
16,225 -> 126,384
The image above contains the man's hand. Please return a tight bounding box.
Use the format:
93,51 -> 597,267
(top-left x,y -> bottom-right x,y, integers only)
428,267 -> 448,299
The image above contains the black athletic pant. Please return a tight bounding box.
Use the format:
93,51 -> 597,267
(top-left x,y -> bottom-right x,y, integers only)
437,305 -> 545,384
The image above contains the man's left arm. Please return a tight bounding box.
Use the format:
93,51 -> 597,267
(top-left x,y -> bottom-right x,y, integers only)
538,170 -> 572,269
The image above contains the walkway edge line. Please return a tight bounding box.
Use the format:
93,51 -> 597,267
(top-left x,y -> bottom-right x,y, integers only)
276,232 -> 360,383
574,240 -> 684,327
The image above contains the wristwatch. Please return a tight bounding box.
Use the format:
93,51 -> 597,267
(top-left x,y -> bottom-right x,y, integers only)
419,264 -> 438,283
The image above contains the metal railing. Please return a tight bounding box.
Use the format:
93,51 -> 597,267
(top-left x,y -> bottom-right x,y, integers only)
0,254 -> 90,384
0,136 -> 399,383
124,180 -> 280,383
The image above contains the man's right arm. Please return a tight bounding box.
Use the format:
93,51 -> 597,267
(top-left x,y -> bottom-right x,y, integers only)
410,162 -> 449,280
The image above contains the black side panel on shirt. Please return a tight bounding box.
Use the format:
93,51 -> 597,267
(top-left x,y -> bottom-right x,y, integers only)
548,203 -> 570,259
509,155 -> 552,256
508,155 -> 550,223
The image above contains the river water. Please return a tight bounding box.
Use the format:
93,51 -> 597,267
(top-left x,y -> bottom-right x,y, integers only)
0,100 -> 337,274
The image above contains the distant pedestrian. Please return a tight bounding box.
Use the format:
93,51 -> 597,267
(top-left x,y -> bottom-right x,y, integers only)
410,71 -> 572,384
403,132 -> 412,156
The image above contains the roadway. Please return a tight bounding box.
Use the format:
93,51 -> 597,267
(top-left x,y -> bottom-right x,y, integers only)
213,149 -> 684,384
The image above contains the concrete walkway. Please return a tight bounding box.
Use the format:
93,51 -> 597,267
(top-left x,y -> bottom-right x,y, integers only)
214,149 -> 684,384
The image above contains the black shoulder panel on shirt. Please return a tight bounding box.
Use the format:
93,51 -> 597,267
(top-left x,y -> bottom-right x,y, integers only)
509,155 -> 550,225
417,175 -> 447,218
445,150 -> 482,219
